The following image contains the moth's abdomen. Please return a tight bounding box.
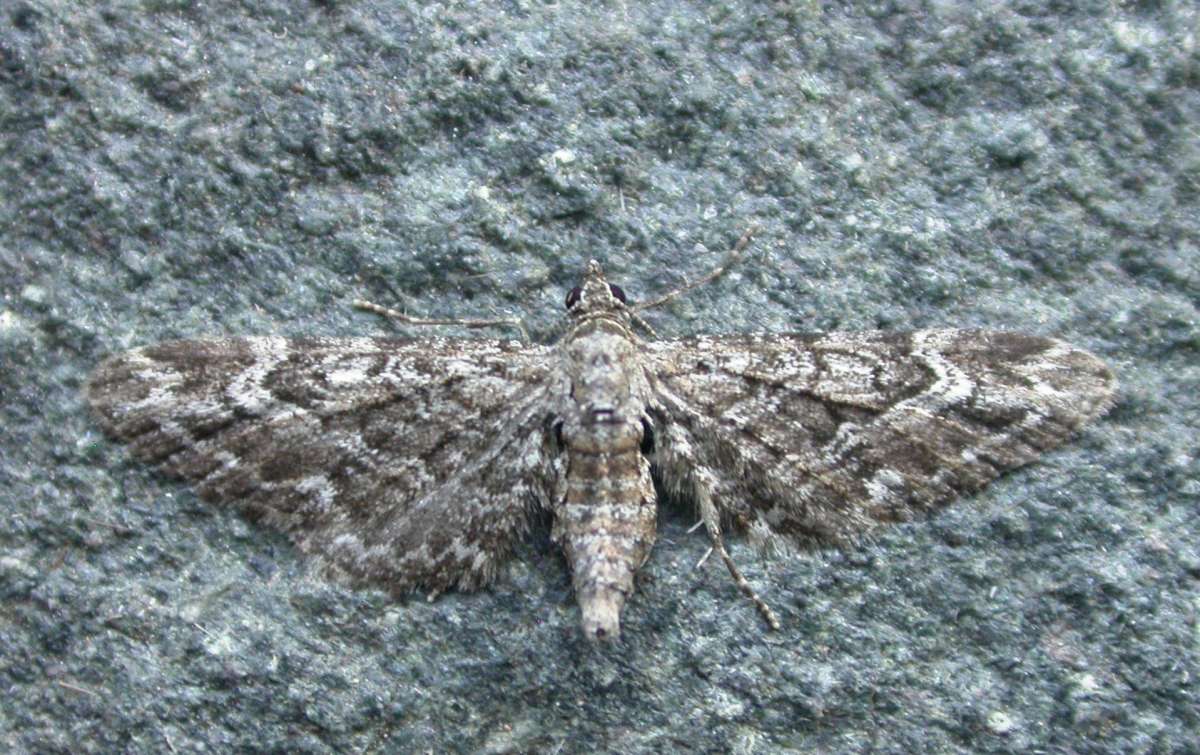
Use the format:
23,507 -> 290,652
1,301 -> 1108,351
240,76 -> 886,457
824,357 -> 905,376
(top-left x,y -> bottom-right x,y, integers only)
553,424 -> 657,641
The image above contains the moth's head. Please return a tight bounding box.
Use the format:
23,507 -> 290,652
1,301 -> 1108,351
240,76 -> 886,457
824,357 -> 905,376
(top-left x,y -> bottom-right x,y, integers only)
565,259 -> 628,320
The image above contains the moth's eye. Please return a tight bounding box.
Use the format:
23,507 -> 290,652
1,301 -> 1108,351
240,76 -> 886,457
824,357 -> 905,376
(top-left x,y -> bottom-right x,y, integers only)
609,284 -> 627,304
565,287 -> 583,309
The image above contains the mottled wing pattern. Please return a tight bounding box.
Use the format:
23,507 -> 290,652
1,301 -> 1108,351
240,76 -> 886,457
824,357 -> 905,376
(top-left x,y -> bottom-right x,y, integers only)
87,336 -> 558,593
644,329 -> 1116,548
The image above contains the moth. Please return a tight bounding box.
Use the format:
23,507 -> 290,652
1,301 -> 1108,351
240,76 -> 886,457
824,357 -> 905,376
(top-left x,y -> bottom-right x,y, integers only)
87,233 -> 1115,640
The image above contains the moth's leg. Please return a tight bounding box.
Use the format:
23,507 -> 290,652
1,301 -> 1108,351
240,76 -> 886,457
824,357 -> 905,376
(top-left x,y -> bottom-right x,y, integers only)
353,299 -> 529,341
692,469 -> 782,631
632,226 -> 759,313
651,416 -> 781,631
629,312 -> 659,339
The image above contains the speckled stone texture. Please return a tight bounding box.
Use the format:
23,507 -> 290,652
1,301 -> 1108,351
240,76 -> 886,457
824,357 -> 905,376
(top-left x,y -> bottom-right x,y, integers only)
1,1 -> 1195,752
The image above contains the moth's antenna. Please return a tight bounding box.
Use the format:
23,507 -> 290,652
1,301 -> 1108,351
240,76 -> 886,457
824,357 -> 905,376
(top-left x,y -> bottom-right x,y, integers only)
631,226 -> 759,313
354,299 -> 529,342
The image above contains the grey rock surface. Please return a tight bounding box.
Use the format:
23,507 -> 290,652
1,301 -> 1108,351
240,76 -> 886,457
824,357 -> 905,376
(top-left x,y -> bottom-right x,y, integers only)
1,1 -> 1195,752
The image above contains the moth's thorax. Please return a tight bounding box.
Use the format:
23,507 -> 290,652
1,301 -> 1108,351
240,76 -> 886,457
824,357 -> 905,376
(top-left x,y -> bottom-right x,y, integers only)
562,321 -> 644,424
